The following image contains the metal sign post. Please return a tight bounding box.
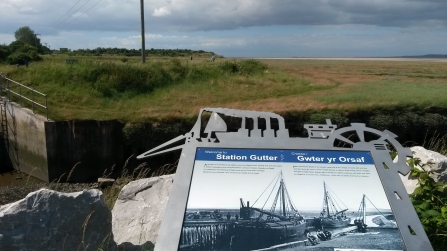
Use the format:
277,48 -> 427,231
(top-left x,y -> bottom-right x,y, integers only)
138,108 -> 433,251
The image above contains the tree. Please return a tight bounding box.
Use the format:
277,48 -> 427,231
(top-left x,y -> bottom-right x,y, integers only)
0,44 -> 11,62
14,26 -> 41,51
6,40 -> 42,65
9,40 -> 28,53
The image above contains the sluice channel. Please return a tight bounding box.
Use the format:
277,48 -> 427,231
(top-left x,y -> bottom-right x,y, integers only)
180,223 -> 232,250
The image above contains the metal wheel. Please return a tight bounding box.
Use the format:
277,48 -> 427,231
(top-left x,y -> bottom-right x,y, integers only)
328,123 -> 412,175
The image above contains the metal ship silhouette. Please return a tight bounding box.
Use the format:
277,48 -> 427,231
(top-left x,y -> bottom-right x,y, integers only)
136,107 -> 411,168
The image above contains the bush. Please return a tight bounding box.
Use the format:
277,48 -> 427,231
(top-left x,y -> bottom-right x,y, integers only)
6,51 -> 42,65
368,111 -> 447,144
218,60 -> 268,75
42,59 -> 270,98
6,52 -> 31,65
8,40 -> 27,53
239,59 -> 267,75
0,44 -> 11,62
16,44 -> 36,55
83,62 -> 173,97
219,60 -> 240,74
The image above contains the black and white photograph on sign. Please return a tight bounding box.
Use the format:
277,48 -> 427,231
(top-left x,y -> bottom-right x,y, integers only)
178,148 -> 406,251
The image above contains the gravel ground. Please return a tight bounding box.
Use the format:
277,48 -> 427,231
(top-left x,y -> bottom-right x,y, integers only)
0,181 -> 98,206
0,170 -> 99,206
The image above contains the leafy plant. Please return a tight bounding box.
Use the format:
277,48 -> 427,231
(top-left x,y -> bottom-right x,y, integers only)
0,44 -> 11,61
238,59 -> 267,75
219,60 -> 240,73
409,158 -> 447,250
217,59 -> 267,75
6,52 -> 31,65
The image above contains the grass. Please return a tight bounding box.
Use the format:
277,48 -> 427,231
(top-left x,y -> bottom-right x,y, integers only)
0,154 -> 177,209
48,154 -> 178,210
100,156 -> 177,209
258,59 -> 447,111
315,80 -> 447,108
1,56 -> 446,122
423,132 -> 447,156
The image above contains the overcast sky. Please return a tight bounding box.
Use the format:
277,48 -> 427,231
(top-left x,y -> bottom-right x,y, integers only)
1,0 -> 446,57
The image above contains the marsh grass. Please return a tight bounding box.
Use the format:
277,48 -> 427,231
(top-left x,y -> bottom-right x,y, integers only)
315,81 -> 447,109
9,57 -> 447,121
256,59 -> 447,113
2,56 -> 300,121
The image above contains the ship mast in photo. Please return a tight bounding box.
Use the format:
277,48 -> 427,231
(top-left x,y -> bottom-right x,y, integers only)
315,181 -> 351,228
235,170 -> 308,248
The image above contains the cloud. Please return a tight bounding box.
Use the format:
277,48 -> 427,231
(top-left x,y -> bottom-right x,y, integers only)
1,0 -> 446,35
152,6 -> 171,17
141,0 -> 447,31
327,0 -> 447,27
0,0 -> 446,57
211,29 -> 447,57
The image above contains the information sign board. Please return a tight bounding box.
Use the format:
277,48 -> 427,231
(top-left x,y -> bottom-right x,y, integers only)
137,108 -> 433,251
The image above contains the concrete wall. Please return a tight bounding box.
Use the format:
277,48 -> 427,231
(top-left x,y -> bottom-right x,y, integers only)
0,100 -> 125,182
0,100 -> 48,180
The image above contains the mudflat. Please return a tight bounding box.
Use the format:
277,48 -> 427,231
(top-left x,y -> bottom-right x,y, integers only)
259,57 -> 447,63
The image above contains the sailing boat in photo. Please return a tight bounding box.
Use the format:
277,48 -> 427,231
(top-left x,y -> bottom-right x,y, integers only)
315,182 -> 351,228
354,194 -> 397,232
234,171 -> 307,248
354,194 -> 368,232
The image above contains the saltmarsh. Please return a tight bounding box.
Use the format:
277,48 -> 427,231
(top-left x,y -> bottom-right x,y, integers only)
0,55 -> 446,122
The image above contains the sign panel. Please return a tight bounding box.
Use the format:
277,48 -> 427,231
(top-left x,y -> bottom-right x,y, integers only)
138,108 -> 433,251
179,148 -> 405,250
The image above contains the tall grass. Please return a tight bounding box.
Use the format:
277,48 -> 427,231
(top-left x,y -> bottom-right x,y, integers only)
3,58 -> 267,99
0,156 -> 176,209
1,57 -> 333,121
2,57 -> 447,121
100,156 -> 178,209
424,132 -> 447,156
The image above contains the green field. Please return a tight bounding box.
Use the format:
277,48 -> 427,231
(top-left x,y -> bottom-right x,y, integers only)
0,55 -> 446,122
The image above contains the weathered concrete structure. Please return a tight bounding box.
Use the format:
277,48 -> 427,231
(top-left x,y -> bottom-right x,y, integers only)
0,99 -> 124,182
0,99 -> 48,180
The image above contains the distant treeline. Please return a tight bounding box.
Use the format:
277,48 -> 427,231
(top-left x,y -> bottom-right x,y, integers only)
67,48 -> 217,57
